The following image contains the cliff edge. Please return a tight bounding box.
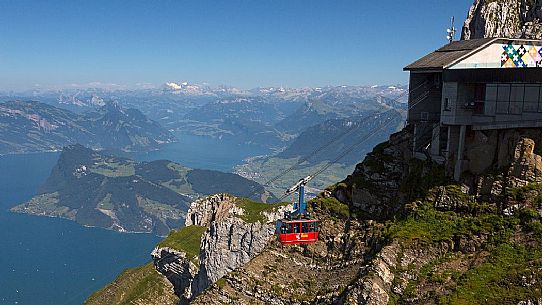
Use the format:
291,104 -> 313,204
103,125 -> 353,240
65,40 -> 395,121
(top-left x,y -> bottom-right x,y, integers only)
462,0 -> 542,40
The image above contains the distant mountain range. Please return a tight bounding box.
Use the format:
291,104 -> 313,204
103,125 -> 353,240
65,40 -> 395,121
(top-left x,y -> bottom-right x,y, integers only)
11,145 -> 275,235
1,84 -> 407,152
0,100 -> 175,154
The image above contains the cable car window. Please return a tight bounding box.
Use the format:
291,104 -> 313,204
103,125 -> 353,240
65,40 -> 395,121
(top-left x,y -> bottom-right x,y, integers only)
293,224 -> 300,233
282,223 -> 292,234
302,223 -> 309,233
309,223 -> 315,232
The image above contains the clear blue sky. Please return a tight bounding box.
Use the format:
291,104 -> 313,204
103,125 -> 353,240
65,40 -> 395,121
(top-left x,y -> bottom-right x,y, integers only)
0,0 -> 474,90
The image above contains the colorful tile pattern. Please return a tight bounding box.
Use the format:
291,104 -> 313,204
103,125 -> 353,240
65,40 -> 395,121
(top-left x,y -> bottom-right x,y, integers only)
502,42 -> 542,68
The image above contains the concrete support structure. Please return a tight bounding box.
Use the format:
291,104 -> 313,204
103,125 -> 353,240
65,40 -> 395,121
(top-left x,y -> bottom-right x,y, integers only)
430,123 -> 440,157
454,125 -> 467,181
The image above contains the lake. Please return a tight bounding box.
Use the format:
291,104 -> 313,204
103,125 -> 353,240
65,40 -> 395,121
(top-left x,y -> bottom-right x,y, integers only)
0,135 -> 269,305
132,133 -> 272,172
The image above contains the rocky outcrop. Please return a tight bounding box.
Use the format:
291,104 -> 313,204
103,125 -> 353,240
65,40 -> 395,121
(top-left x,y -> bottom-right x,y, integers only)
462,0 -> 542,40
152,247 -> 199,299
152,194 -> 289,304
462,129 -> 542,197
334,128 -> 413,219
196,216 -> 279,290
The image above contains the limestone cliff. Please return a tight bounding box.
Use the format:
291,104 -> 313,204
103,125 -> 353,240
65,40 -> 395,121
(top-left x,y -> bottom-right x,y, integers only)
186,127 -> 542,305
152,194 -> 288,304
462,0 -> 542,40
85,124 -> 542,305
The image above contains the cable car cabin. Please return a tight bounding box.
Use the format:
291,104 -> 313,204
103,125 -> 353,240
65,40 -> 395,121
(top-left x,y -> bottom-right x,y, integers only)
277,219 -> 319,245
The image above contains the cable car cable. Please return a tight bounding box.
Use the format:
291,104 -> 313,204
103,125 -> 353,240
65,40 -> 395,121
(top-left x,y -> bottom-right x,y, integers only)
264,82 -> 426,187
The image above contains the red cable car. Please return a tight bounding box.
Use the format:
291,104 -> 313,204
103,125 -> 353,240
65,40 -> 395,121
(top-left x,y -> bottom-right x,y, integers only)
276,176 -> 320,245
277,218 -> 319,245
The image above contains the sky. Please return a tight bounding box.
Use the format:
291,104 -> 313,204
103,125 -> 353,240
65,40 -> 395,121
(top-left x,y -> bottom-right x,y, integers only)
0,0 -> 474,91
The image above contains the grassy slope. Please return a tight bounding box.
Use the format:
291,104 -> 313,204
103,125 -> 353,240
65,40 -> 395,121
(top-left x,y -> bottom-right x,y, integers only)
83,263 -> 179,305
387,182 -> 542,304
157,225 -> 207,264
234,197 -> 288,223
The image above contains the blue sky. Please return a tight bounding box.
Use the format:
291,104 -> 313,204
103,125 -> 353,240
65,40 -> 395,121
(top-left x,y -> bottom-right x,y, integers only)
0,0 -> 474,90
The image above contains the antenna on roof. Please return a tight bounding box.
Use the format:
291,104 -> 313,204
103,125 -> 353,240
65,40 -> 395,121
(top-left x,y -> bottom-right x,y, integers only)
446,16 -> 456,44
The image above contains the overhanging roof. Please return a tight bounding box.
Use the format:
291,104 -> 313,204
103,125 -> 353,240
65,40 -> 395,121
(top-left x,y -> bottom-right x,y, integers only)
403,38 -> 542,72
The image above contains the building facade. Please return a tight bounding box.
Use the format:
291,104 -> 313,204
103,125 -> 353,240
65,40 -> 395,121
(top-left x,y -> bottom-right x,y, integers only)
404,38 -> 542,180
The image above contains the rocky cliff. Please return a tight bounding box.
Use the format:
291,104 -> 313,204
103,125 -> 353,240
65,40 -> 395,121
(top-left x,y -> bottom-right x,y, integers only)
85,194 -> 289,305
182,127 -> 542,305
85,125 -> 542,305
462,0 -> 542,40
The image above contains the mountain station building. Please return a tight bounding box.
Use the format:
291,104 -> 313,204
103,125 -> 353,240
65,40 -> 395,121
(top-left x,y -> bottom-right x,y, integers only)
404,38 -> 542,180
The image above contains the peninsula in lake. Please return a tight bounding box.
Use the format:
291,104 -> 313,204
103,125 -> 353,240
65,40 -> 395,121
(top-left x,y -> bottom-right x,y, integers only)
12,144 -> 275,235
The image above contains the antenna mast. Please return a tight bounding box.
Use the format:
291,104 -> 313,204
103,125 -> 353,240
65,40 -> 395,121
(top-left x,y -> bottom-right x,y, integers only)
446,16 -> 456,43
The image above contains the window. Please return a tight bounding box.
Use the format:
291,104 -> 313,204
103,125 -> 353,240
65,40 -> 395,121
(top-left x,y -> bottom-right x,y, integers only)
510,84 -> 524,114
485,84 -> 498,115
420,112 -> 429,121
444,98 -> 451,111
524,85 -> 539,112
302,223 -> 309,233
485,83 -> 542,114
496,84 -> 511,114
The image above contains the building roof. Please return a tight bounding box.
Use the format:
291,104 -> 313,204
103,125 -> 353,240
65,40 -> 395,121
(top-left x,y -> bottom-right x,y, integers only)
404,38 -> 542,71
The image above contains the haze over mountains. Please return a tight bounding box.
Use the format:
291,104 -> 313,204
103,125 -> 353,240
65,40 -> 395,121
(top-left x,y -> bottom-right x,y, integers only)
1,83 -> 407,195
1,83 -> 406,151
0,100 -> 175,154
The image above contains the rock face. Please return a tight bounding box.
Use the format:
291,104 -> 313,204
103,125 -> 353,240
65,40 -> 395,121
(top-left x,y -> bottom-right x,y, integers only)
462,0 -> 542,40
462,129 -> 542,196
334,128 -> 413,219
151,194 -> 288,304
152,247 -> 199,300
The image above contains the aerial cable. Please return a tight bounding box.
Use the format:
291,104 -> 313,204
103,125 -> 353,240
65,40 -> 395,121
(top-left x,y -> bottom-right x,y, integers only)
275,80 -> 438,200
278,112 -> 403,202
264,82 -> 426,187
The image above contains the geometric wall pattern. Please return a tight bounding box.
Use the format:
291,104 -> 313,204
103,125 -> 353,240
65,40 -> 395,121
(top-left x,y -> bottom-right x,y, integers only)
501,42 -> 542,68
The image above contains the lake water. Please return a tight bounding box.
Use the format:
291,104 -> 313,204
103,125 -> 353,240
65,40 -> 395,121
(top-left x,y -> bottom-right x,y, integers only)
132,133 -> 272,172
0,135 -> 269,305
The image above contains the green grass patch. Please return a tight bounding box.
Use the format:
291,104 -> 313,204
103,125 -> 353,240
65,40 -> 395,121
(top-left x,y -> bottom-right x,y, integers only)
508,182 -> 542,201
157,226 -> 207,264
216,278 -> 227,289
90,161 -> 135,177
84,263 -> 178,305
313,196 -> 350,219
235,198 -> 288,223
441,244 -> 542,304
387,202 -> 517,246
97,194 -> 113,210
400,160 -> 452,201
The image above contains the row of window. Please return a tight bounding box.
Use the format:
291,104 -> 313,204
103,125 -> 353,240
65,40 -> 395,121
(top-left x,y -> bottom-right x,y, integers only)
485,84 -> 542,114
279,222 -> 319,234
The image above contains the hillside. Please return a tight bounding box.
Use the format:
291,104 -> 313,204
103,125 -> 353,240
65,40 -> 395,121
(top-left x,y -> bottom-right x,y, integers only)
84,194 -> 288,305
191,128 -> 542,304
0,100 -> 175,154
83,125 -> 542,304
11,145 -> 276,235
234,110 -> 405,197
9,85 -> 407,152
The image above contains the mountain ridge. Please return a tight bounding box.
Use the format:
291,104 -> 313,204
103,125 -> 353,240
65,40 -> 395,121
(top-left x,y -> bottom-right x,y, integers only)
11,145 -> 276,235
0,100 -> 175,154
